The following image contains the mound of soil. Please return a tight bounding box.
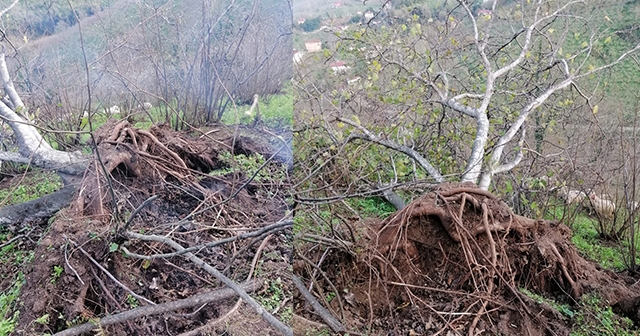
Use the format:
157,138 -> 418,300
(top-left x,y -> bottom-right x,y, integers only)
11,120 -> 292,335
294,182 -> 640,335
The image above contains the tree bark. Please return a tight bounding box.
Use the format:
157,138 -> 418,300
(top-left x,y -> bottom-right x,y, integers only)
0,51 -> 88,174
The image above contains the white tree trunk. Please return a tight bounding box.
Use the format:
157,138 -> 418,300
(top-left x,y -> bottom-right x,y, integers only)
0,51 -> 88,174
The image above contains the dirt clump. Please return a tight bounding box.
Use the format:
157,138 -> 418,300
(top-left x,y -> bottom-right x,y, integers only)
12,120 -> 292,335
295,182 -> 640,335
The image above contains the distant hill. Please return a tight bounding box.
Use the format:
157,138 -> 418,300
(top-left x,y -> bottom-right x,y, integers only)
0,0 -> 292,124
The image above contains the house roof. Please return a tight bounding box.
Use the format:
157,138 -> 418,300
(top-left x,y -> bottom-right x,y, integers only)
306,39 -> 321,43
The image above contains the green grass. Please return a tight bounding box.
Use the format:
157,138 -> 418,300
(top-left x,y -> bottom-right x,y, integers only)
346,197 -> 397,218
571,294 -> 636,336
547,206 -> 630,271
519,289 -> 637,335
221,90 -> 293,128
570,215 -> 628,271
520,288 -> 575,318
0,170 -> 63,207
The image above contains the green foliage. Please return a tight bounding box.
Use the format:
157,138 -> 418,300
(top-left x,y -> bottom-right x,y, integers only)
520,289 -> 636,335
211,151 -> 287,184
520,288 -> 575,318
347,197 -> 397,218
0,170 -> 63,206
256,277 -> 291,323
300,17 -> 322,32
125,294 -> 139,308
568,212 -> 628,271
50,265 -> 64,284
571,294 -> 636,335
34,314 -> 50,325
0,273 -> 24,335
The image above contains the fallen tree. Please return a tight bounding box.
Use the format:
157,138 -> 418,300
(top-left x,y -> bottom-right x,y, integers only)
294,182 -> 640,335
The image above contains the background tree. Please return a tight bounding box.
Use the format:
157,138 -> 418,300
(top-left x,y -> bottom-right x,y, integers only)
295,0 -> 640,196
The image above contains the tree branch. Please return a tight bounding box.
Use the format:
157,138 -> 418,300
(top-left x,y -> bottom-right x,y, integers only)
52,281 -> 261,336
124,231 -> 293,335
336,117 -> 445,182
292,274 -> 345,333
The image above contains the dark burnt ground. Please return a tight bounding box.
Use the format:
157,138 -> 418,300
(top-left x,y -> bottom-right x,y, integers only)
10,120 -> 292,335
294,182 -> 640,335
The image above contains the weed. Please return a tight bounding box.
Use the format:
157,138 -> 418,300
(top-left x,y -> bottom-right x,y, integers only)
125,294 -> 139,308
0,170 -> 63,206
519,288 -> 574,318
256,277 -> 291,322
211,151 -> 288,183
571,294 -> 636,335
34,314 -> 50,325
50,265 -> 64,284
325,291 -> 336,303
347,197 -> 397,218
0,273 -> 24,335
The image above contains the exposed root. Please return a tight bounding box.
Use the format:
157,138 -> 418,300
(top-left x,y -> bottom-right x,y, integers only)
298,182 -> 639,335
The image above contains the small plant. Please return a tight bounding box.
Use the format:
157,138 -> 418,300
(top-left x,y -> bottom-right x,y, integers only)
125,294 -> 139,308
211,151 -> 287,183
325,291 -> 336,303
50,265 -> 64,283
347,197 -> 397,218
34,314 -> 50,325
519,288 -> 574,318
571,294 -> 636,335
256,277 -> 290,322
0,273 -> 25,335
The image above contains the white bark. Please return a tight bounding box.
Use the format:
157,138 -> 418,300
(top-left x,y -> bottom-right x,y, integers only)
338,116 -> 446,182
362,0 -> 640,189
0,51 -> 88,174
457,0 -> 581,186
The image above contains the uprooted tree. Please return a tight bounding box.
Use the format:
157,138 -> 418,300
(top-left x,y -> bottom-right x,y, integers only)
0,2 -> 295,335
292,1 -> 640,334
295,0 -> 640,195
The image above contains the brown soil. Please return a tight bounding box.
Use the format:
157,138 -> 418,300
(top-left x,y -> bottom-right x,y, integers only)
294,182 -> 640,335
10,120 -> 292,335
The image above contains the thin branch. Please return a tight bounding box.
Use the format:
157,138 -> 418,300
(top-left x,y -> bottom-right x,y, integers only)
121,195 -> 159,233
0,0 -> 19,18
67,237 -> 156,306
52,280 -> 261,336
292,274 -> 345,333
124,231 -> 292,335
336,117 -> 445,182
122,219 -> 291,259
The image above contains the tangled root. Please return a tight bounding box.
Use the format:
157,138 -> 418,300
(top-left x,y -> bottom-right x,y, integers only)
365,182 -> 586,335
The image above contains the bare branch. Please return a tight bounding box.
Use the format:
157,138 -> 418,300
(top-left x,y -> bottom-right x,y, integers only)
122,219 -> 291,260
0,0 -> 19,18
52,281 -> 261,336
293,274 -> 345,333
124,231 -> 293,335
0,51 -> 24,111
337,117 -> 445,182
